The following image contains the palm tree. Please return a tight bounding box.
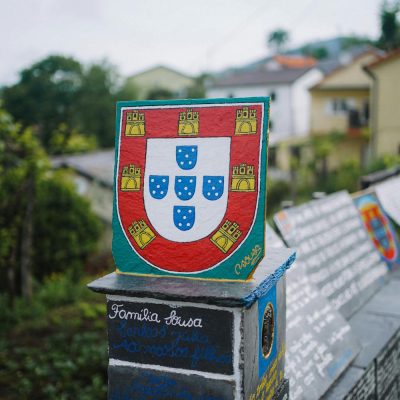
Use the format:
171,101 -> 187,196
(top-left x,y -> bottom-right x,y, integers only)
378,0 -> 400,50
267,29 -> 290,54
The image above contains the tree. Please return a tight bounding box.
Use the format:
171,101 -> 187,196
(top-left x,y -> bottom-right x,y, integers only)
2,56 -> 119,151
48,123 -> 97,155
33,171 -> 102,280
75,61 -> 118,147
267,29 -> 290,54
377,1 -> 400,50
0,110 -> 47,300
117,78 -> 139,101
301,45 -> 329,60
0,109 -> 101,300
340,35 -> 374,50
186,74 -> 210,98
2,55 -> 83,148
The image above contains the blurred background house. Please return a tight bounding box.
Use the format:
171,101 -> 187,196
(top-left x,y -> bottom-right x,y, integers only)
365,50 -> 400,158
124,65 -> 194,99
206,55 -> 323,173
309,48 -> 382,169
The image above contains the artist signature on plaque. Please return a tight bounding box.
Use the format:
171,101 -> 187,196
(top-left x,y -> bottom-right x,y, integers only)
235,244 -> 262,275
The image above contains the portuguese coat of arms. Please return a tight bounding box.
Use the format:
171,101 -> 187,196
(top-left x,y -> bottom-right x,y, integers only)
112,98 -> 270,280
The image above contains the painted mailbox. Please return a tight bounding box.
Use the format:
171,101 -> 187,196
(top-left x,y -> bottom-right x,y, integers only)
112,98 -> 270,280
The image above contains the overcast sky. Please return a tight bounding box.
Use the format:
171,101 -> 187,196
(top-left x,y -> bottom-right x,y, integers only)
1,0 -> 384,86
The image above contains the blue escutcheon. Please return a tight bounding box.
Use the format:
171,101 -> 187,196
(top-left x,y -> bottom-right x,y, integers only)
173,206 -> 195,231
203,176 -> 224,201
176,146 -> 198,170
149,175 -> 169,199
175,176 -> 196,201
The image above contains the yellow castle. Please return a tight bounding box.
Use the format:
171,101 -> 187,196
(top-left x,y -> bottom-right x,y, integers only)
231,163 -> 255,192
178,109 -> 199,136
211,220 -> 242,253
128,220 -> 156,249
125,110 -> 146,136
120,164 -> 141,191
235,106 -> 257,135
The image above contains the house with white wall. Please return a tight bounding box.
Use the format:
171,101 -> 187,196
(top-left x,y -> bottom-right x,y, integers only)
206,59 -> 323,148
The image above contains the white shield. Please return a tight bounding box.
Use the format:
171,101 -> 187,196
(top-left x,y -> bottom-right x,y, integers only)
144,137 -> 231,242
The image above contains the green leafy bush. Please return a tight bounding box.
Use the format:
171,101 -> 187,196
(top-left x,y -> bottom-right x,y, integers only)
33,172 -> 102,281
0,273 -> 107,400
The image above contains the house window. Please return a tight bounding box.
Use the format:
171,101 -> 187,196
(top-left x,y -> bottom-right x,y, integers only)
332,98 -> 348,113
290,146 -> 301,160
270,91 -> 276,102
268,146 -> 277,167
327,98 -> 356,115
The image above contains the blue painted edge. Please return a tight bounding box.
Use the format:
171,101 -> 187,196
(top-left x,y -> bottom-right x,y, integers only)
116,96 -> 270,108
242,251 -> 296,308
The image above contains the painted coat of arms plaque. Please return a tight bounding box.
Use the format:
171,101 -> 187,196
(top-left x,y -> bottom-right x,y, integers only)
112,97 -> 270,280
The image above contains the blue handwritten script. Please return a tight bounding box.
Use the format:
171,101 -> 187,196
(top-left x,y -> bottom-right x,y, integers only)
109,372 -> 225,400
112,322 -> 232,368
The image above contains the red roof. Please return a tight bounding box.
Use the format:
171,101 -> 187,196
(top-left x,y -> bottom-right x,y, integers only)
273,55 -> 317,68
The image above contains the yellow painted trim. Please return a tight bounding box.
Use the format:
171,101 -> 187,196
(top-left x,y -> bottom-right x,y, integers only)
115,267 -> 254,283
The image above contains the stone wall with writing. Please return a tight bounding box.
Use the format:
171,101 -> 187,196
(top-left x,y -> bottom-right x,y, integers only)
266,224 -> 360,400
274,191 -> 388,319
286,266 -> 359,400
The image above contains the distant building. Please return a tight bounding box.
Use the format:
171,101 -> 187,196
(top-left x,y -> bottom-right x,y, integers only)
206,56 -> 323,172
364,50 -> 400,158
206,56 -> 323,142
52,149 -> 115,254
125,65 -> 194,99
309,48 -> 382,168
